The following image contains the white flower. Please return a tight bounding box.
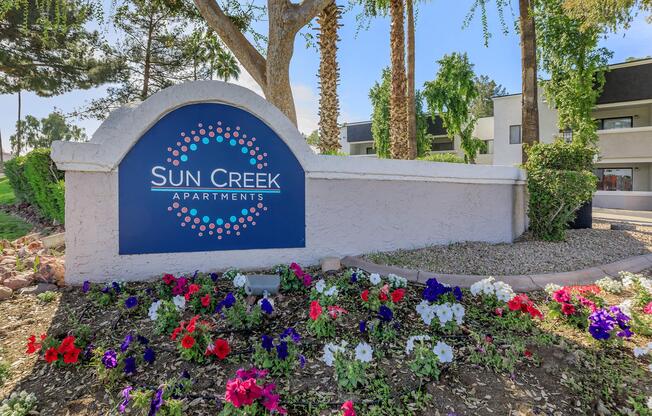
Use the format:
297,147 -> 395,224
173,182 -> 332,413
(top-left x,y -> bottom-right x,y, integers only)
405,335 -> 431,355
324,285 -> 339,297
354,342 -> 373,363
494,281 -> 515,302
369,273 -> 382,285
387,273 -> 407,288
544,283 -> 563,295
595,276 -> 624,294
432,341 -> 454,363
233,273 -> 247,288
172,295 -> 186,310
315,279 -> 326,293
416,300 -> 435,326
322,342 -> 347,367
148,300 -> 162,321
619,299 -> 634,316
648,395 -> 652,409
451,303 -> 465,325
435,303 -> 453,327
634,346 -> 649,358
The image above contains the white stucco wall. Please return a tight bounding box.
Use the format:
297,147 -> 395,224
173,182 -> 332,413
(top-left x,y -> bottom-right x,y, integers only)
52,81 -> 527,283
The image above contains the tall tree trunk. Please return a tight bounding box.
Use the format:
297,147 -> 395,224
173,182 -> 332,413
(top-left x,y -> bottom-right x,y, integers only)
0,130 -> 5,165
389,0 -> 408,159
141,9 -> 155,99
317,1 -> 341,154
406,0 -> 417,159
519,0 -> 539,163
15,90 -> 22,156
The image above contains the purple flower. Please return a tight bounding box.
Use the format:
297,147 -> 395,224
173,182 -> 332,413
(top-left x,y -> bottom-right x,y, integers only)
112,282 -> 122,294
137,335 -> 150,345
299,354 -> 306,368
276,341 -> 289,360
453,287 -> 463,302
143,348 -> 156,364
124,356 -> 136,375
280,327 -> 301,343
121,334 -> 133,353
125,296 -> 138,309
102,350 -> 118,369
214,292 -> 237,312
210,273 -> 219,282
261,335 -> 274,352
422,278 -> 451,302
350,272 -> 358,283
119,386 -> 133,413
359,320 -> 367,333
589,307 -> 633,340
378,305 -> 393,322
260,298 -> 274,314
82,281 -> 91,294
149,388 -> 164,416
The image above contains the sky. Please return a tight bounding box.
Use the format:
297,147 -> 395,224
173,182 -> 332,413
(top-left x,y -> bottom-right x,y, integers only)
1,0 -> 651,147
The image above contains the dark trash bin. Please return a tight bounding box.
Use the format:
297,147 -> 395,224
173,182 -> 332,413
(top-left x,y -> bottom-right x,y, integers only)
568,199 -> 592,229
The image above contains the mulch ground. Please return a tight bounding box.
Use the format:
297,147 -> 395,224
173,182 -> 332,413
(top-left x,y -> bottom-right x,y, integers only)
364,222 -> 652,276
1,267 -> 651,415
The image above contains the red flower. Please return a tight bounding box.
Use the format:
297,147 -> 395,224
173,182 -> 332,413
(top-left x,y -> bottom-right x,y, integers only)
44,347 -> 59,363
327,305 -> 348,319
58,336 -> 76,354
162,273 -> 176,285
526,304 -> 543,319
186,315 -> 199,333
360,290 -> 369,302
379,291 -> 388,302
201,294 -> 211,307
171,326 -> 183,341
494,307 -> 504,317
561,303 -> 576,316
391,289 -> 405,303
485,335 -> 494,344
309,301 -> 322,321
212,339 -> 231,360
63,347 -> 81,364
26,335 -> 41,354
524,350 -> 533,358
181,335 -> 196,349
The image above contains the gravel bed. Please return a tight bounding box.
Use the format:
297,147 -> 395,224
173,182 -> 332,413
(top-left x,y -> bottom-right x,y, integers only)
363,222 -> 652,276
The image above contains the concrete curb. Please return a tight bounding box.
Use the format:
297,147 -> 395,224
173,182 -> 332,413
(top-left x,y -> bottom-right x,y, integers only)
341,253 -> 652,292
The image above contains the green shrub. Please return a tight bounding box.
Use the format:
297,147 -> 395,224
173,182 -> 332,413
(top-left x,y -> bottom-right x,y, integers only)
525,140 -> 597,241
4,156 -> 33,203
418,153 -> 465,164
23,149 -> 65,224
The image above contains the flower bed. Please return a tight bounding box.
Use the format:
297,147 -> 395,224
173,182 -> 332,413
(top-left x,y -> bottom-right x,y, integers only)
1,267 -> 652,415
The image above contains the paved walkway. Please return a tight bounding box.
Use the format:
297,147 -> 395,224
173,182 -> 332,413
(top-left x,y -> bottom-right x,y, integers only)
342,253 -> 652,292
594,207 -> 652,226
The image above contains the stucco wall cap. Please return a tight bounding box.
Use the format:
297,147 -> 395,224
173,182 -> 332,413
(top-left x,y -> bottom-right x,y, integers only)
51,81 -> 525,184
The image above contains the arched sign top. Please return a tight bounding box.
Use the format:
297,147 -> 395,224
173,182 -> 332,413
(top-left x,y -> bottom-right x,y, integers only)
118,102 -> 305,254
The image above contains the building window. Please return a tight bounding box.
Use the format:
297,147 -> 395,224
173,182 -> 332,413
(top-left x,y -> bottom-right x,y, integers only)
595,168 -> 633,191
561,127 -> 573,142
431,139 -> 454,152
596,116 -> 633,130
365,146 -> 375,155
509,125 -> 521,144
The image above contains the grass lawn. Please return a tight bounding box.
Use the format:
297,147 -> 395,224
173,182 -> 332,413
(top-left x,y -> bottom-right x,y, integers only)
0,176 -> 33,240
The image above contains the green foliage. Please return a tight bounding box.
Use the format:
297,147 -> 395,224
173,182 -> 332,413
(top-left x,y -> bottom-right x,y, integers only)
471,74 -> 507,118
36,291 -> 57,303
307,313 -> 335,338
0,360 -> 9,387
154,300 -> 181,335
9,112 -> 86,156
536,0 -> 612,146
0,211 -> 33,240
0,390 -> 38,416
423,52 -> 484,163
0,178 -> 17,205
334,353 -> 368,391
418,153 -> 465,163
276,264 -> 306,293
4,156 -> 33,203
252,338 -> 300,377
23,148 -> 65,223
525,140 -> 597,241
223,296 -> 263,330
408,344 -> 442,380
370,68 -> 431,158
305,130 -> 320,146
129,378 -> 190,416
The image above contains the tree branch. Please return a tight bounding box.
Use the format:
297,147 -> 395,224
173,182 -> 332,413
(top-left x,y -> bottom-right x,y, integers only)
192,0 -> 267,90
288,0 -> 331,31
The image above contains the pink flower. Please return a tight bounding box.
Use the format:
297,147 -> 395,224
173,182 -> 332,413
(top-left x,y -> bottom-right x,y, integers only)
553,288 -> 571,303
261,383 -> 287,414
225,377 -> 263,408
341,401 -> 356,416
236,368 -> 269,380
644,302 -> 652,315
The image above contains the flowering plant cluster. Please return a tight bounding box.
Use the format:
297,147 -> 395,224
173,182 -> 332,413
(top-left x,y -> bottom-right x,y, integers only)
221,368 -> 286,415
95,333 -> 155,384
633,341 -> 652,372
621,272 -> 652,310
120,373 -> 191,416
311,279 -> 340,305
277,263 -> 312,293
26,334 -> 84,365
84,280 -> 125,307
506,294 -> 543,319
415,278 -> 464,330
405,335 -> 453,380
588,306 -> 633,341
360,283 -> 405,312
253,328 -> 303,376
149,298 -> 184,335
470,277 -> 515,304
220,292 -> 263,330
322,341 -> 373,391
171,316 -> 228,363
549,286 -> 603,329
307,300 -> 347,338
596,276 -> 624,294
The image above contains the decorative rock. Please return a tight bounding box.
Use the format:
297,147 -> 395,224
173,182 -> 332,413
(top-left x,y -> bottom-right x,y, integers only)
3,273 -> 33,290
0,285 -> 12,300
1,269 -> 17,283
320,257 -> 341,273
611,223 -> 636,231
18,283 -> 58,295
41,232 -> 65,249
244,274 -> 280,296
26,240 -> 44,254
34,257 -> 66,286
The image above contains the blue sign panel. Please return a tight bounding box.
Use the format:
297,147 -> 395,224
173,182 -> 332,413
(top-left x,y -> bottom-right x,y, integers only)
118,103 -> 305,254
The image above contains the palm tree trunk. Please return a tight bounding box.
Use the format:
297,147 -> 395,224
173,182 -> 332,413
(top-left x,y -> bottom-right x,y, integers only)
317,1 -> 341,154
389,0 -> 408,159
406,0 -> 417,159
519,0 -> 539,163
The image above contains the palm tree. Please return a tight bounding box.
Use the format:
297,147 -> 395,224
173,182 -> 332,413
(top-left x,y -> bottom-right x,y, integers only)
317,1 -> 342,154
519,0 -> 539,162
213,49 -> 241,82
389,0 -> 409,159
405,0 -> 417,159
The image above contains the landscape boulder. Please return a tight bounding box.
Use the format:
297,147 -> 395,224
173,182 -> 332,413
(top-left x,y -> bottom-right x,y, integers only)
0,285 -> 12,300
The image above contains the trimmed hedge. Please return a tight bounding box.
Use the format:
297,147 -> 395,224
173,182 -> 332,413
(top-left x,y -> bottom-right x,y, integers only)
525,140 -> 597,241
4,148 -> 65,224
